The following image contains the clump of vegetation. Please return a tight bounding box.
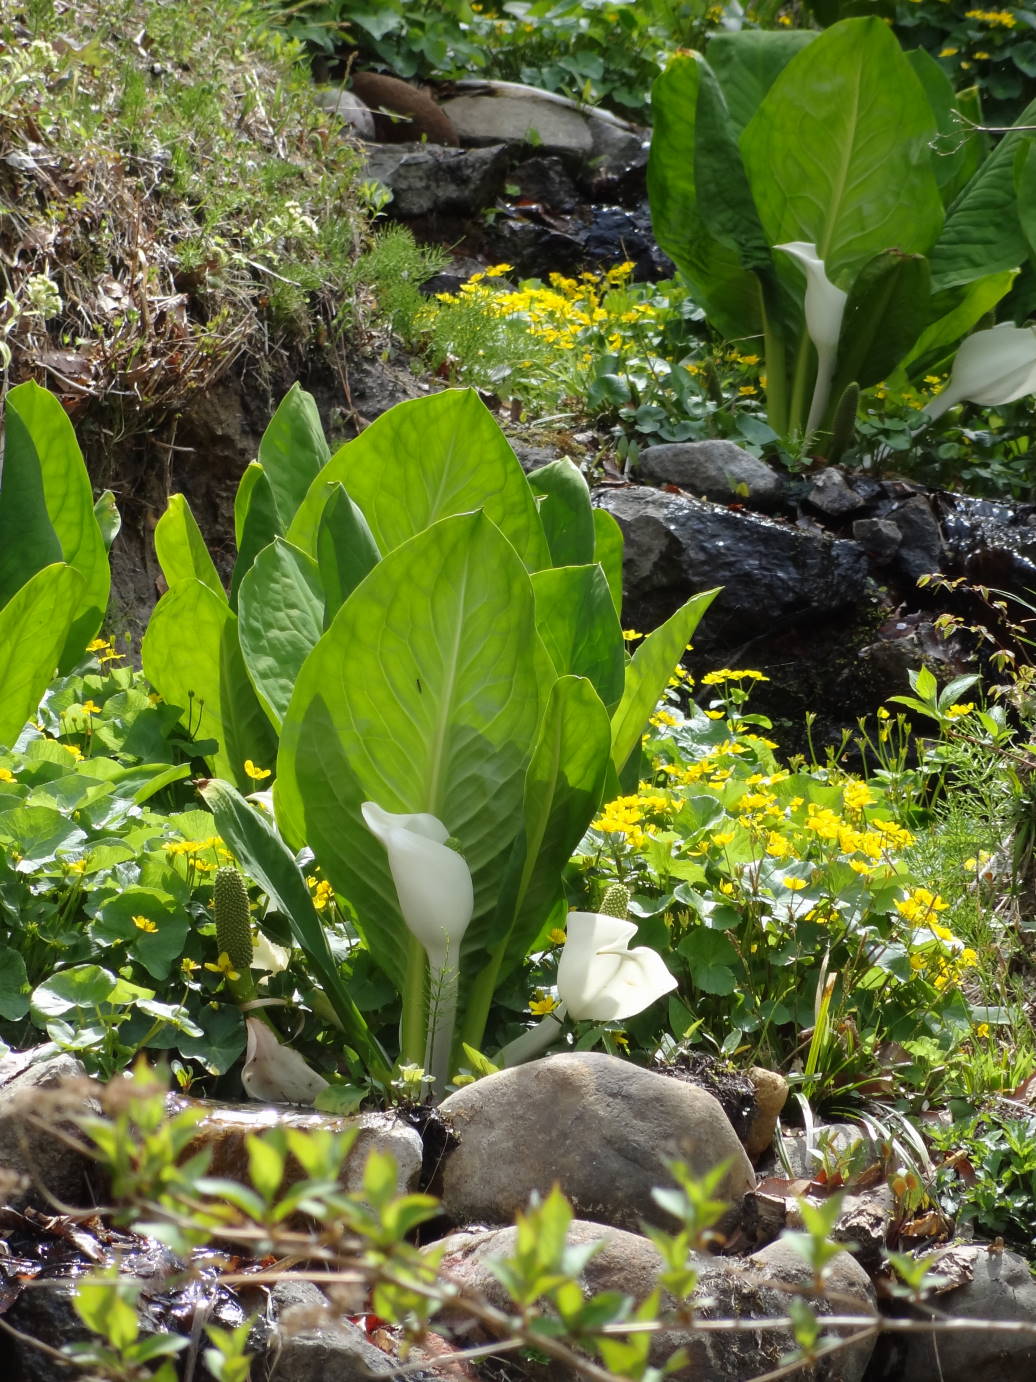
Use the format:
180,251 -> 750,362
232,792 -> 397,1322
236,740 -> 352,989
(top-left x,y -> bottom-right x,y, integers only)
0,0 -> 370,431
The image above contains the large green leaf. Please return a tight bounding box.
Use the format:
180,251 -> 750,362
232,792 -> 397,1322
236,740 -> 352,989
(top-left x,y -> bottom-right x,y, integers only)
705,29 -> 816,136
648,54 -> 764,340
141,578 -> 275,788
929,97 -> 1036,291
0,399 -> 62,609
1017,140 -> 1036,261
276,511 -> 551,997
907,50 -> 986,208
592,507 -> 624,615
288,390 -> 550,571
462,675 -> 611,1044
610,589 -> 719,775
199,777 -> 389,1080
695,58 -> 773,273
316,483 -> 381,628
154,493 -> 224,598
531,565 -> 625,712
230,463 -> 280,607
4,382 -> 109,667
257,383 -> 330,530
741,17 -> 943,280
0,563 -> 83,748
830,251 -> 932,403
527,459 -> 596,567
238,538 -> 324,729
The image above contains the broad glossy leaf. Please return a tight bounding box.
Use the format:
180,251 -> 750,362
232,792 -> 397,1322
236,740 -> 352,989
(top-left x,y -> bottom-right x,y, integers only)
830,251 -> 932,402
592,507 -> 624,614
527,459 -> 596,567
649,54 -> 764,340
289,390 -> 550,571
154,493 -> 224,598
316,483 -> 381,628
1017,140 -> 1036,261
705,29 -> 815,136
930,96 -> 1036,291
231,463 -> 280,606
0,563 -> 82,748
92,886 -> 187,981
238,538 -> 324,728
741,17 -> 943,279
0,946 -> 28,1021
257,383 -> 329,530
141,578 -> 275,788
694,58 -> 772,272
4,382 -> 109,666
276,512 -> 550,993
469,676 -> 611,1025
610,589 -> 719,775
0,803 -> 86,867
899,270 -> 1017,379
93,490 -> 121,551
531,565 -> 625,712
0,396 -> 62,608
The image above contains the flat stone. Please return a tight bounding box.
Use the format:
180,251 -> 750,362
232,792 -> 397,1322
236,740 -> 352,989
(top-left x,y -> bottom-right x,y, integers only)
866,1244 -> 1036,1382
434,1219 -> 876,1380
314,87 -> 375,140
852,517 -> 902,563
637,440 -> 785,512
0,1051 -> 96,1210
363,143 -> 509,218
805,468 -> 866,520
441,90 -> 594,156
438,1051 -> 754,1232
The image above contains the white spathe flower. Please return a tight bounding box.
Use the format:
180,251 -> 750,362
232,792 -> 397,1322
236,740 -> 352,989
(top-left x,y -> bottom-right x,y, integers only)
251,931 -> 291,976
557,913 -> 678,1022
775,241 -> 848,435
241,1017 -> 328,1105
361,802 -> 474,956
925,322 -> 1036,421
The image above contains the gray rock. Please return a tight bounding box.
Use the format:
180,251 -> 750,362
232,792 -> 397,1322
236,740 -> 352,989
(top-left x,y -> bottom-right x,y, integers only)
363,143 -> 509,218
314,87 -> 375,140
830,1184 -> 895,1275
438,1051 -> 755,1232
589,117 -> 648,176
852,517 -> 902,563
593,486 -> 868,645
435,1219 -> 875,1380
805,468 -> 866,521
776,1123 -> 877,1182
867,1245 -> 1036,1382
264,1280 -> 391,1382
0,1052 -> 96,1210
637,440 -> 785,512
887,494 -> 946,585
442,89 -> 594,157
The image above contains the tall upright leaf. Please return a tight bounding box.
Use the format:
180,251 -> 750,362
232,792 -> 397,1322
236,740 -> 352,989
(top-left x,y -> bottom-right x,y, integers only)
257,383 -> 330,530
705,29 -> 816,136
231,463 -> 280,606
611,589 -> 719,776
142,579 -> 275,788
0,564 -> 82,747
288,390 -> 550,571
906,49 -> 987,208
238,539 -> 324,729
154,493 -> 224,598
276,512 -> 552,1005
531,565 -> 625,712
649,54 -> 764,340
741,18 -> 943,280
315,483 -> 381,628
527,459 -> 596,567
830,251 -> 932,404
592,508 -> 625,615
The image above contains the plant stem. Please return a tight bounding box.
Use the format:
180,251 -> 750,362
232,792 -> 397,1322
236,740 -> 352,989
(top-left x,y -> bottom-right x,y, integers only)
400,932 -> 428,1069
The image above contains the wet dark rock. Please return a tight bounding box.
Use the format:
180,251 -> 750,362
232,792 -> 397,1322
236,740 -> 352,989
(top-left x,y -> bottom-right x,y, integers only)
510,154 -> 580,213
937,491 -> 1036,594
866,1244 -> 1036,1382
363,143 -> 509,218
437,1052 -> 755,1233
594,484 -> 869,647
805,467 -> 867,521
885,493 -> 946,585
637,440 -> 785,512
858,612 -> 973,699
853,518 -> 902,564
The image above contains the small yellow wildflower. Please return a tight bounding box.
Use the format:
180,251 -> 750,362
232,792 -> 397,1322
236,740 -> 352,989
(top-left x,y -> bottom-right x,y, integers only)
0,768 -> 15,783
85,637 -> 110,653
204,952 -> 240,981
842,780 -> 874,812
939,45 -> 959,56
782,876 -> 808,891
181,956 -> 200,975
80,700 -> 102,715
711,830 -> 735,848
61,743 -> 83,761
548,927 -> 567,946
975,1021 -> 990,1038
244,759 -> 272,781
704,709 -> 725,720
312,879 -> 335,911
964,9 -> 1016,27
132,915 -> 158,933
529,994 -> 559,1016
944,703 -> 974,719
622,629 -> 644,642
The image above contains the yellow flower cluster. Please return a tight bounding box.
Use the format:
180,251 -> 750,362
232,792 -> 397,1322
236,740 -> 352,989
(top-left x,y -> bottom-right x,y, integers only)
700,669 -> 770,685
592,791 -> 671,849
964,8 -> 1017,25
163,836 -> 230,872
